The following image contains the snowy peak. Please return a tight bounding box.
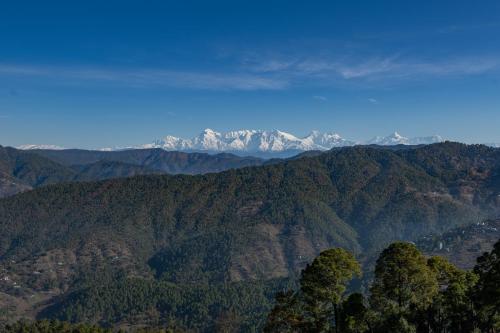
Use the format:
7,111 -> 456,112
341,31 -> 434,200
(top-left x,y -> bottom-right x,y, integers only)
192,129 -> 226,150
169,129 -> 318,152
142,129 -> 446,153
16,130 -> 448,154
142,129 -> 357,153
367,132 -> 444,146
368,132 -> 409,145
305,131 -> 351,147
17,144 -> 65,150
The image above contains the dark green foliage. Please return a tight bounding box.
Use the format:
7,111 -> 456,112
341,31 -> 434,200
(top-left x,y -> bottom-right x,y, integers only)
427,256 -> 478,333
300,248 -> 361,332
474,240 -> 500,331
265,248 -> 361,333
2,143 -> 496,262
0,146 -> 264,198
40,269 -> 291,332
0,146 -> 76,196
265,240 -> 500,333
70,160 -> 159,182
147,229 -> 234,283
338,293 -> 369,333
32,148 -> 264,174
3,319 -> 178,332
263,291 -> 305,333
3,319 -> 113,333
370,242 -> 438,332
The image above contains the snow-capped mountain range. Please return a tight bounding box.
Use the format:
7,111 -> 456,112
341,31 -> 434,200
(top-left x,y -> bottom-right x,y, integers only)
140,129 -> 357,153
365,132 -> 444,146
136,129 -> 446,154
22,129 -> 488,155
17,144 -> 65,150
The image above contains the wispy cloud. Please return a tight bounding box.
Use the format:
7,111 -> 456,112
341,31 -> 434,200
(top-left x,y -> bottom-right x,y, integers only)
313,95 -> 327,101
0,64 -> 289,91
335,56 -> 401,79
437,22 -> 500,34
1,53 -> 499,91
245,54 -> 500,83
368,98 -> 378,104
246,59 -> 297,73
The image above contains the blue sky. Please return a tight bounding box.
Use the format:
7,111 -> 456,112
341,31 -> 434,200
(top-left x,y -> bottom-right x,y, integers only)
1,1 -> 500,148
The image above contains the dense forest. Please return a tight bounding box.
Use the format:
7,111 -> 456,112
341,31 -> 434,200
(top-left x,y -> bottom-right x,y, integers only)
1,142 -> 500,330
264,238 -> 500,332
4,240 -> 500,332
31,148 -> 264,175
0,146 -> 264,198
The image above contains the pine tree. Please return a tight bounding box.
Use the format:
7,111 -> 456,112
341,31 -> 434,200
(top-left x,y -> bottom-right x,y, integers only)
300,248 -> 361,332
474,240 -> 500,332
369,242 -> 438,332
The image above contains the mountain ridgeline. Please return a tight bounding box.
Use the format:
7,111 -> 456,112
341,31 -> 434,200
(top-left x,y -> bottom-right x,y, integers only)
1,142 -> 500,330
136,129 -> 444,156
28,147 -> 264,173
0,146 -> 264,198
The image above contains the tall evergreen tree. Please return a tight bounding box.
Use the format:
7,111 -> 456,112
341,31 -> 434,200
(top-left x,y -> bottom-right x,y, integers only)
299,248 -> 361,332
264,248 -> 361,332
427,256 -> 478,333
338,293 -> 370,333
474,240 -> 500,332
264,240 -> 500,333
369,242 -> 438,333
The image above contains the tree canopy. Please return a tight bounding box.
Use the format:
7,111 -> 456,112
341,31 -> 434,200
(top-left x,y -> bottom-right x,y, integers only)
265,239 -> 500,333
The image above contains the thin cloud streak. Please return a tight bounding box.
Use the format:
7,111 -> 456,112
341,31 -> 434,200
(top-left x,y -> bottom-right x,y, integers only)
313,95 -> 327,101
437,22 -> 500,34
247,54 -> 500,82
0,64 -> 289,91
0,54 -> 499,91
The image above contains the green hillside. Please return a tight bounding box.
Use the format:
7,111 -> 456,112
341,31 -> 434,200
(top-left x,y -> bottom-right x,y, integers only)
31,148 -> 264,174
0,147 -> 265,198
418,218 -> 500,269
0,142 -> 499,331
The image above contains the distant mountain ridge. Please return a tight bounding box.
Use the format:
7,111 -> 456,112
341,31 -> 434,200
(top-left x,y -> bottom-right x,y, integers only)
17,144 -> 65,150
366,132 -> 444,146
17,129 -> 446,155
141,129 -> 443,154
141,129 -> 356,153
0,146 -> 264,198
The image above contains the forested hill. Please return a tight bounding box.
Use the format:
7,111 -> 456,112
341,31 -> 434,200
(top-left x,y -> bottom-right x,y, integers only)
0,146 -> 264,198
418,218 -> 500,269
1,142 -> 500,330
0,146 -> 77,197
29,148 -> 264,174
